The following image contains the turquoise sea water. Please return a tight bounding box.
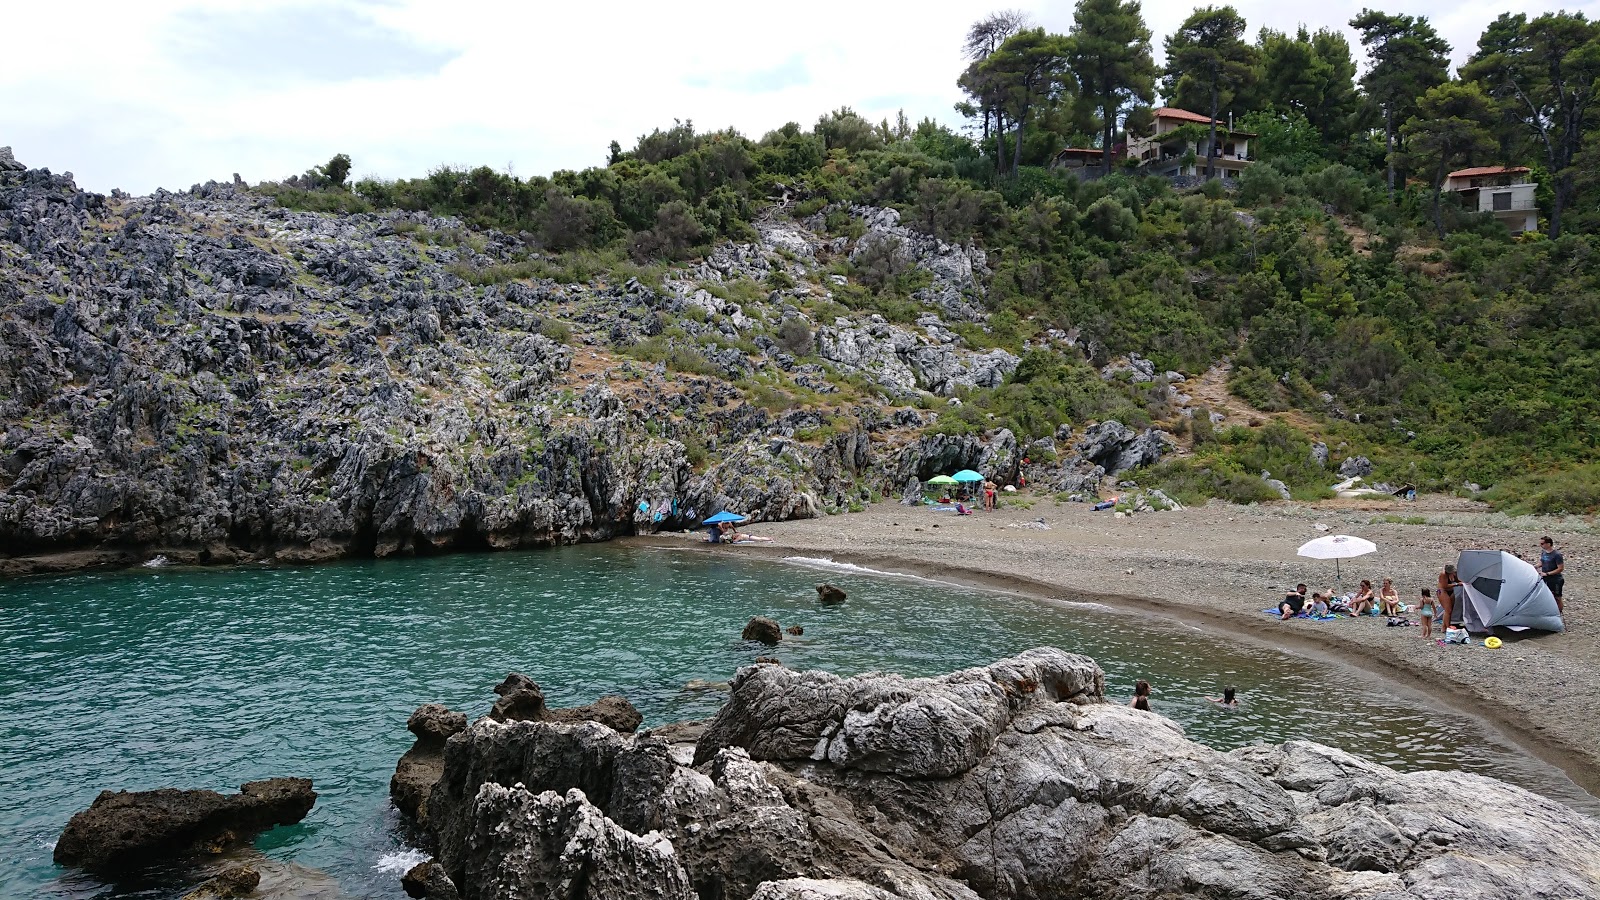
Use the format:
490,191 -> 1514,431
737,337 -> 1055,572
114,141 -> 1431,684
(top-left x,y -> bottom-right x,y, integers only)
2,545 -> 1592,898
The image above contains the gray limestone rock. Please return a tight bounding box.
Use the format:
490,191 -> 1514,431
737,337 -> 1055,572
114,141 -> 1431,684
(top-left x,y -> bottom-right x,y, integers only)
412,654 -> 1600,900
463,786 -> 694,900
1073,421 -> 1174,475
1338,455 -> 1374,478
391,703 -> 469,823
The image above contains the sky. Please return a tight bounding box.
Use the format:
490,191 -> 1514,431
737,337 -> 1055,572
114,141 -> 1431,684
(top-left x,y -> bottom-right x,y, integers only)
4,0 -> 1594,195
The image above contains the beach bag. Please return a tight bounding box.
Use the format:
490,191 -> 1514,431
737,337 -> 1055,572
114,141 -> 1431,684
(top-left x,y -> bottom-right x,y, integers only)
1444,627 -> 1469,644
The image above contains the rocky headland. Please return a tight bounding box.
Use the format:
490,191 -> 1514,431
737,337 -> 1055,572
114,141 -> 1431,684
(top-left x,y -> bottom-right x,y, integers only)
390,650 -> 1600,900
0,152 -> 1178,572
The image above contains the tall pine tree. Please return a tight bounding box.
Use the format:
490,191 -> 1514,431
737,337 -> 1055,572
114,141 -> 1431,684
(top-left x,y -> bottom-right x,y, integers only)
1351,10 -> 1451,197
1164,7 -> 1257,178
1069,0 -> 1157,174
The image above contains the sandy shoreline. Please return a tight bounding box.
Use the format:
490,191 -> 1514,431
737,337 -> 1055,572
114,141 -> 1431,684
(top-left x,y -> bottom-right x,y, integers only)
632,494 -> 1599,799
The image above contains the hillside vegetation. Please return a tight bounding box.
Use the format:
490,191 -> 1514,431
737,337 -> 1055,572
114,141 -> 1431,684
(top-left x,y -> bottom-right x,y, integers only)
257,2 -> 1600,515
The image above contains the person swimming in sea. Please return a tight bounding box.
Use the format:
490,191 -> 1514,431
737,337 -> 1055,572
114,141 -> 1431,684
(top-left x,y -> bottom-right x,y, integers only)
1206,687 -> 1239,708
1130,679 -> 1151,710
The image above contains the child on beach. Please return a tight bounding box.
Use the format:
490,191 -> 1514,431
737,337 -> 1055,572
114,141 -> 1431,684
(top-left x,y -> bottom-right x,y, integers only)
1418,588 -> 1435,640
1310,593 -> 1330,617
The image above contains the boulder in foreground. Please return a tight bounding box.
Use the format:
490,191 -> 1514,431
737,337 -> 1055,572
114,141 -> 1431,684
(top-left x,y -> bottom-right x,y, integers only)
54,778 -> 316,873
405,650 -> 1600,899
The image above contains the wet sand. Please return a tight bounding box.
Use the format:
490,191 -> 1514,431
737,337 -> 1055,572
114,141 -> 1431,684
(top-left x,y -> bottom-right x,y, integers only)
638,494 -> 1599,799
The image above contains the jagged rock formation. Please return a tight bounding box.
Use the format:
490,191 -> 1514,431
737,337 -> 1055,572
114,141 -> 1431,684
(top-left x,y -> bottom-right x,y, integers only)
397,651 -> 1600,899
0,160 -> 1059,567
391,704 -> 469,823
54,778 -> 316,873
392,676 -> 641,825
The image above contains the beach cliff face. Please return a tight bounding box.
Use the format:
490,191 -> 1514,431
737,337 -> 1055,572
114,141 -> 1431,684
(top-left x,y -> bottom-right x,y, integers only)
0,156 -> 1181,568
398,649 -> 1600,900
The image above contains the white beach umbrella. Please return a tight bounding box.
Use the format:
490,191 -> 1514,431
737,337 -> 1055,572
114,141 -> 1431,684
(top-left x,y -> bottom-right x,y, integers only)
1296,534 -> 1377,583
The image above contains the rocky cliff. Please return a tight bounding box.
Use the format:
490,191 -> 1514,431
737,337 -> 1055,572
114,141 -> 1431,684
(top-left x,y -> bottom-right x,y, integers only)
0,154 -> 1174,566
398,649 -> 1600,900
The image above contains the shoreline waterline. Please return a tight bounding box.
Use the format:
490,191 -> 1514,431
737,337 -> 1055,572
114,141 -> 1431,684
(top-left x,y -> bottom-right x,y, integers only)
631,531 -> 1600,805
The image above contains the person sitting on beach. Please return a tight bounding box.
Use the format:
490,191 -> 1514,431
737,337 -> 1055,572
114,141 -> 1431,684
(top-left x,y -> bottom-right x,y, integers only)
1279,584 -> 1307,619
1130,680 -> 1151,708
1348,579 -> 1377,616
1378,578 -> 1401,616
1310,593 -> 1330,617
721,523 -> 773,543
1206,687 -> 1238,708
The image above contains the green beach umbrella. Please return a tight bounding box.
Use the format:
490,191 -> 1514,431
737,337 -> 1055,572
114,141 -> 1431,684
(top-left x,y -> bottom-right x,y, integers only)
927,475 -> 959,485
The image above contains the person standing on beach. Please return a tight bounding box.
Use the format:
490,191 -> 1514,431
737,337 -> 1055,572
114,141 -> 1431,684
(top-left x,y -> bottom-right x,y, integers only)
1538,536 -> 1565,614
1438,564 -> 1464,629
1418,588 -> 1435,640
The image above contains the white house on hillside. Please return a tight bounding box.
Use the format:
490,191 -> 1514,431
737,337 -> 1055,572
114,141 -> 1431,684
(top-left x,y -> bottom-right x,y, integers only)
1442,166 -> 1538,233
1124,107 -> 1254,178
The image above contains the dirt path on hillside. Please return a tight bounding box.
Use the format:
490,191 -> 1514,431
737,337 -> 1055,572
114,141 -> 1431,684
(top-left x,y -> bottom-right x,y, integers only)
1177,362 -> 1321,437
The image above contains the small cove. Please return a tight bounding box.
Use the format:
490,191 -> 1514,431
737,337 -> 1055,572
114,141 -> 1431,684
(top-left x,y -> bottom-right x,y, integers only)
2,544 -> 1593,898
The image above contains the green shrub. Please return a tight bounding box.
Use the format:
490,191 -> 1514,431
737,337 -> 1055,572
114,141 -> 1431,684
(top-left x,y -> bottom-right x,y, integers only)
1481,463 -> 1600,516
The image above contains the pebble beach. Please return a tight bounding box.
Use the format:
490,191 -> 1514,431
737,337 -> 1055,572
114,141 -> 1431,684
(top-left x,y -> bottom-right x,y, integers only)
657,493 -> 1600,800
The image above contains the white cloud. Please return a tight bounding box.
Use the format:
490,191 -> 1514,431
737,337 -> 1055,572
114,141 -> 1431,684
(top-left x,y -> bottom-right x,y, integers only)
4,0 -> 1596,194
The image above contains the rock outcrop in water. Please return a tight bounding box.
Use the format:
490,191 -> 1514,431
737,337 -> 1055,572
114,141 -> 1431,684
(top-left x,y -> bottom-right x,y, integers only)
54,778 -> 317,873
397,650 -> 1600,899
0,157 -> 1174,571
392,676 -> 643,826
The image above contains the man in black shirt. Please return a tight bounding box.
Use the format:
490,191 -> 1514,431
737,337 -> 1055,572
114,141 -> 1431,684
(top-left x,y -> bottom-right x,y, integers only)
1280,583 -> 1308,620
1539,536 -> 1565,614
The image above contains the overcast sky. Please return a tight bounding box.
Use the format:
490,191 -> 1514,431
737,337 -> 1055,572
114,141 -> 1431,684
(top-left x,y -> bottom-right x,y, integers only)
5,0 -> 1593,195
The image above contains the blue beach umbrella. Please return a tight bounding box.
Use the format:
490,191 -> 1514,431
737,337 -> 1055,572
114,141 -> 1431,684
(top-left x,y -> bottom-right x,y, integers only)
703,511 -> 745,525
951,470 -> 984,483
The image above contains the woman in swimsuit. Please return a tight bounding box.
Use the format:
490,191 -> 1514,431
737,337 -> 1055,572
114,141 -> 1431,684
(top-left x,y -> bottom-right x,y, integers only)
1348,579 -> 1377,616
1378,578 -> 1401,616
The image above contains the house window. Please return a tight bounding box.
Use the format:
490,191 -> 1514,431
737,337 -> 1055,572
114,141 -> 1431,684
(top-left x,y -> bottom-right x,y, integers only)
1493,192 -> 1512,211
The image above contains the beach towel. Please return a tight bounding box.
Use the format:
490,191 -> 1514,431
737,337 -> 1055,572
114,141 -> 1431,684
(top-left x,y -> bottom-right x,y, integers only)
1261,609 -> 1344,621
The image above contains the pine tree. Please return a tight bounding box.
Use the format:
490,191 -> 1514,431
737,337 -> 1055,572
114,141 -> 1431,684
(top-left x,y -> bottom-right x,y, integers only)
1462,12 -> 1600,238
1164,7 -> 1257,178
1069,0 -> 1157,174
1399,82 -> 1498,238
1350,10 -> 1451,197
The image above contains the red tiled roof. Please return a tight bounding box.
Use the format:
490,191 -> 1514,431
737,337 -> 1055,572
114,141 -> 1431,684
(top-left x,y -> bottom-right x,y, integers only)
1056,147 -> 1104,155
1152,107 -> 1215,124
1150,107 -> 1256,135
1448,165 -> 1530,178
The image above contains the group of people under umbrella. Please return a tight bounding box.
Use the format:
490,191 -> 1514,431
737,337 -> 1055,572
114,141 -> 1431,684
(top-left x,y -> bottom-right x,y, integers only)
1289,533 -> 1565,635
924,470 -> 1001,512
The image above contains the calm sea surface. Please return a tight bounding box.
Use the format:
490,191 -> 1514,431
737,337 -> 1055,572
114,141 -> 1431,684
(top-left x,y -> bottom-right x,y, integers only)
1,544 -> 1592,898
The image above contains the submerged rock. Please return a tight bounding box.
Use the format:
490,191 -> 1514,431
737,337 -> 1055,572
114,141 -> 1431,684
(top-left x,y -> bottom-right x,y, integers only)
405,650 -> 1600,900
815,583 -> 846,604
178,864 -> 259,900
54,778 -> 316,873
742,616 -> 783,644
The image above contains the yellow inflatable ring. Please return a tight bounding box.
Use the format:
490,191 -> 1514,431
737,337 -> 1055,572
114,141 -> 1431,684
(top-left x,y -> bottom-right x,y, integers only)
1484,636 -> 1503,649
